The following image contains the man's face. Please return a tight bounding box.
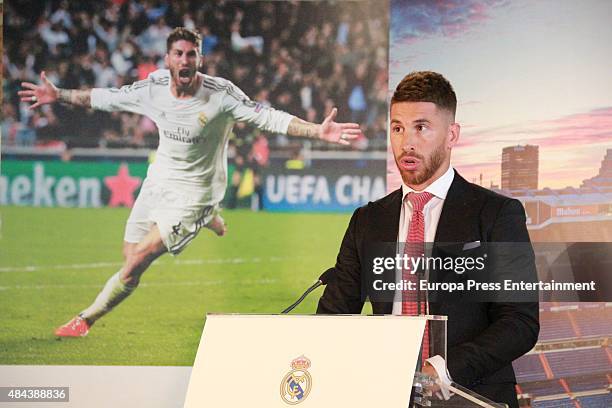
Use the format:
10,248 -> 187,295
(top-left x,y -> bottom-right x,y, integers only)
390,101 -> 459,189
165,39 -> 201,89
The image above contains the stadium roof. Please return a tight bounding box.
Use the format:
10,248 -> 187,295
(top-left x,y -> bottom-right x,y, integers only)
493,186 -> 612,206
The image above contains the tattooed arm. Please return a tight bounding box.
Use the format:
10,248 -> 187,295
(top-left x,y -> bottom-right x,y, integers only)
287,107 -> 362,145
57,88 -> 91,107
19,71 -> 91,109
286,117 -> 321,139
220,79 -> 363,146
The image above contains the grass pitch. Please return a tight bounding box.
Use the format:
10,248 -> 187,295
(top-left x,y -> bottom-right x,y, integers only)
0,206 -> 367,366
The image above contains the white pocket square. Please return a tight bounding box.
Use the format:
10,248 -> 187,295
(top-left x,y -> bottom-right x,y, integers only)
462,241 -> 481,250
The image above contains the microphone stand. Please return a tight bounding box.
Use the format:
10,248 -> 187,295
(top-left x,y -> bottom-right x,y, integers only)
281,268 -> 335,314
281,281 -> 323,314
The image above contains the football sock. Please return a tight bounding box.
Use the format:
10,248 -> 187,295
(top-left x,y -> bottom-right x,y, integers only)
79,270 -> 137,324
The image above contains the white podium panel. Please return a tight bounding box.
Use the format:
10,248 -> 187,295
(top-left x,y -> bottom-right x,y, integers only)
184,314 -> 426,408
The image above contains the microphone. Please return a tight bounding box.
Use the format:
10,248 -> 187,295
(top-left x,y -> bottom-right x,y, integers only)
281,268 -> 336,314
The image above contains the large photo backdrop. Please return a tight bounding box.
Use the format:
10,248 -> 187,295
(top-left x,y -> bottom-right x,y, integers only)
0,0 -> 388,366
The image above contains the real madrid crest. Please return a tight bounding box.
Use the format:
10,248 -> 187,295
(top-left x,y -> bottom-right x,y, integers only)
198,112 -> 208,127
280,355 -> 312,405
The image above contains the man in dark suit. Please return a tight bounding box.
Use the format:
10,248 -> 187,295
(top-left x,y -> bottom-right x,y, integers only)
317,71 -> 539,407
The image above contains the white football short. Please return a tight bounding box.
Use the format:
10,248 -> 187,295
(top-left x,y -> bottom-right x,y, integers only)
124,178 -> 218,255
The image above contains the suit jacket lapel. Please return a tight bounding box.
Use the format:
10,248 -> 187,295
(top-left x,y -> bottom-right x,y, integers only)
370,187 -> 402,242
434,171 -> 477,244
430,172 -> 480,315
369,188 -> 401,315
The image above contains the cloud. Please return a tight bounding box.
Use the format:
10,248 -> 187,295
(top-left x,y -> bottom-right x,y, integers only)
534,107 -> 612,147
456,106 -> 612,188
390,0 -> 508,45
462,107 -> 612,149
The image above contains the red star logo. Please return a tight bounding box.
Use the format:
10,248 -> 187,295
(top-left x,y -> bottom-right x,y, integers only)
104,163 -> 142,207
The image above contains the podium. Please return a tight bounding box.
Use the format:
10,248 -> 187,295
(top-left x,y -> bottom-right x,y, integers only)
413,315 -> 509,408
183,314 -> 508,408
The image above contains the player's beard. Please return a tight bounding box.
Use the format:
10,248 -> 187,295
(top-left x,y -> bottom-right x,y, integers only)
398,141 -> 446,187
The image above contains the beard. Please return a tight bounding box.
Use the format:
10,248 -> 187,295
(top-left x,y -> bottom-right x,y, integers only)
398,141 -> 446,186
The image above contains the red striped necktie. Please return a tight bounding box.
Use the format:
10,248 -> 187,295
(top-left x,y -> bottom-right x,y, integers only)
401,191 -> 434,360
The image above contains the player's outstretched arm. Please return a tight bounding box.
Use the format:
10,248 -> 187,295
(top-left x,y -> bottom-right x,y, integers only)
19,71 -> 91,110
287,107 -> 363,146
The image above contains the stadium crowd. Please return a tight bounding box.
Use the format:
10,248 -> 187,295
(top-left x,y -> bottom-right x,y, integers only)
3,0 -> 388,154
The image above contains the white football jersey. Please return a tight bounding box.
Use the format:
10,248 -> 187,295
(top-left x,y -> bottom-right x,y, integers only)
91,69 -> 294,204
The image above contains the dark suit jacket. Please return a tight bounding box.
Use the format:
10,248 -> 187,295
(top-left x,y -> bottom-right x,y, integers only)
317,171 -> 539,408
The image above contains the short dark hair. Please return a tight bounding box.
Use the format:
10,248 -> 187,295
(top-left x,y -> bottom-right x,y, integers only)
391,71 -> 457,116
166,27 -> 201,53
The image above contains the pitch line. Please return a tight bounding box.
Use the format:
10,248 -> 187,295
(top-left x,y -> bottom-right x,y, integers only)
0,256 -> 291,273
0,278 -> 278,291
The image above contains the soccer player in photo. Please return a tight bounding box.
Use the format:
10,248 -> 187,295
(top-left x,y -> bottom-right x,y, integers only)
19,27 -> 363,337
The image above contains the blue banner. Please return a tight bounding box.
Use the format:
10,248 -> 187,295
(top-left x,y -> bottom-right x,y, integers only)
263,162 -> 386,212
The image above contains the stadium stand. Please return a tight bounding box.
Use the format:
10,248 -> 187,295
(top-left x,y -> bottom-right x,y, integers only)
575,394 -> 612,407
565,374 -> 610,393
532,398 -> 575,408
514,354 -> 549,383
536,303 -> 612,340
574,308 -> 611,338
545,348 -> 610,378
519,380 -> 566,396
539,311 -> 578,341
514,302 -> 611,407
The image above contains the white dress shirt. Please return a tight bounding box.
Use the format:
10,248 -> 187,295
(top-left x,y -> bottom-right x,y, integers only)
392,165 -> 455,315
